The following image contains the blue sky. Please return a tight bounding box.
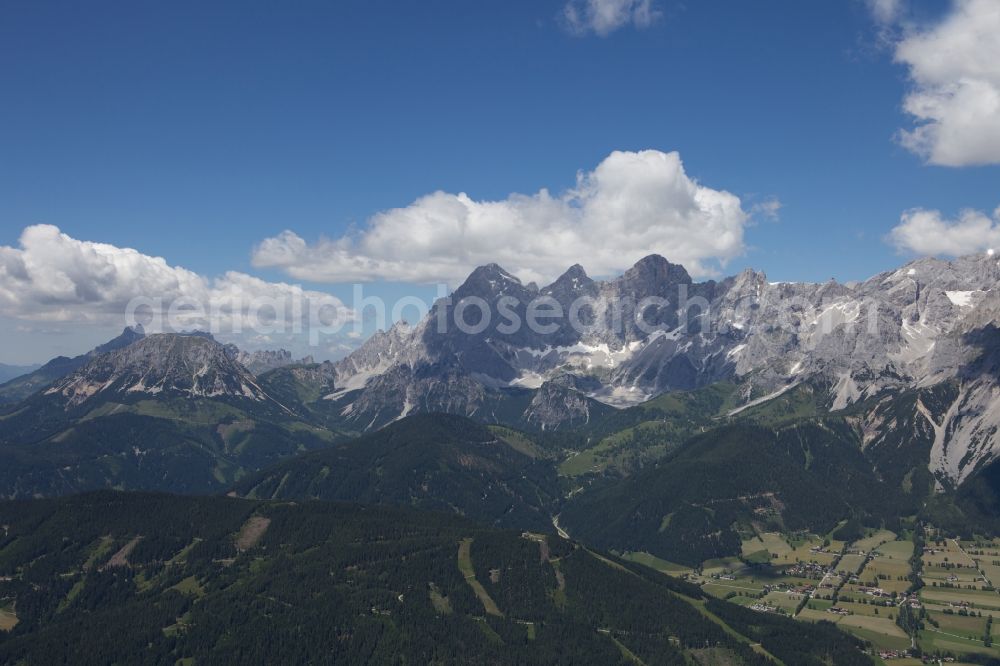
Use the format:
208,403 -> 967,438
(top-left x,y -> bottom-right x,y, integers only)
1,0 -> 999,363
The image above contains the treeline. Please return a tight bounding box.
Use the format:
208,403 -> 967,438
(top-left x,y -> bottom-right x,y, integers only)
705,598 -> 871,666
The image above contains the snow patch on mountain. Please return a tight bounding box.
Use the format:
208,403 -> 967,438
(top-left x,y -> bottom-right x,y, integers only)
945,290 -> 979,308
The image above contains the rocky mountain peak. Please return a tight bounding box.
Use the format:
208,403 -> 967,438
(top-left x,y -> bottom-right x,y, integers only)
616,255 -> 692,294
451,263 -> 532,301
468,262 -> 519,283
557,263 -> 589,283
541,264 -> 596,306
722,268 -> 768,300
91,324 -> 145,356
47,333 -> 274,408
543,263 -> 594,296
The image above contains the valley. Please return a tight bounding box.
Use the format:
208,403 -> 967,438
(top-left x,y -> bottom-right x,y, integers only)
627,522 -> 1000,664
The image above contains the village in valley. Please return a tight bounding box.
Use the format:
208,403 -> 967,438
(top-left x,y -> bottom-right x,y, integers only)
623,525 -> 1000,665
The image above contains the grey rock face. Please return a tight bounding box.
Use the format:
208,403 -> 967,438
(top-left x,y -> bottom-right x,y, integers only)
235,349 -> 294,375
47,333 -> 275,408
329,253 -> 1000,476
522,378 -> 607,431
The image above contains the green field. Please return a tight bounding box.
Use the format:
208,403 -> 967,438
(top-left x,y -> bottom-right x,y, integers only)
825,599 -> 891,618
836,615 -> 908,640
838,554 -> 866,575
702,582 -> 762,600
929,610 -> 987,637
700,556 -> 746,576
768,534 -> 839,566
875,540 -> 914,560
621,551 -> 694,575
859,558 -> 911,593
924,563 -> 984,586
921,587 -> 1000,610
761,590 -> 803,613
853,530 -> 897,553
837,623 -> 911,651
740,532 -> 793,560
796,604 -> 910,651
918,628 -> 996,657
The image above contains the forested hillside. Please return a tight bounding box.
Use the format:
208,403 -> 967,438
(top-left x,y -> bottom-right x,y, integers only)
233,413 -> 561,532
0,492 -> 871,665
559,419 -> 923,566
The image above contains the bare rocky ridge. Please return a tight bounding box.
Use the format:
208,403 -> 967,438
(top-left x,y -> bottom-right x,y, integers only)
47,333 -> 277,408
231,348 -> 314,375
330,253 -> 1000,482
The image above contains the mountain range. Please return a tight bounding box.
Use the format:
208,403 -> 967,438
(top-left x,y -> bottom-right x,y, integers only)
4,252 -> 1000,662
2,252 -> 1000,559
324,253 -> 1000,486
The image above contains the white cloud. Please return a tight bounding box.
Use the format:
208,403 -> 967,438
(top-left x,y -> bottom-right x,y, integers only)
253,150 -> 749,286
0,225 -> 352,332
868,0 -> 904,25
887,205 -> 1000,256
893,0 -> 1000,166
750,197 -> 782,222
562,0 -> 659,37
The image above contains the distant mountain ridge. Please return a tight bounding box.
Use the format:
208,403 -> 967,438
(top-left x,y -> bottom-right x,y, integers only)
0,362 -> 40,384
229,347 -> 314,375
0,324 -> 145,404
3,252 -> 1000,515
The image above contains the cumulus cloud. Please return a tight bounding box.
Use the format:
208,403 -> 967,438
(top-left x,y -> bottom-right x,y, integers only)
887,205 -> 1000,256
562,0 -> 659,37
0,225 -> 352,333
252,150 -> 749,286
892,0 -> 1000,166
